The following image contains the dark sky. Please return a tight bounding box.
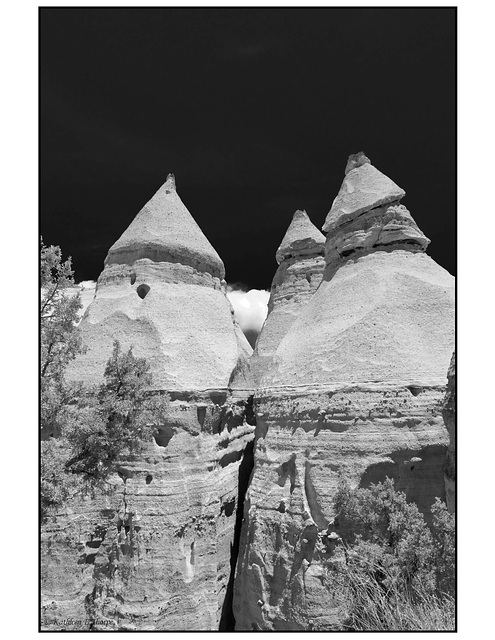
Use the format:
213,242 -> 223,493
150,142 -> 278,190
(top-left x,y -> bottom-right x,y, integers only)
40,7 -> 456,289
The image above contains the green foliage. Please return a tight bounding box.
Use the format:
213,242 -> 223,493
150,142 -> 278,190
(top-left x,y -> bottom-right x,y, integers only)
431,498 -> 456,594
41,438 -> 83,512
64,341 -> 168,479
40,239 -> 84,438
331,477 -> 455,630
41,240 -> 168,520
41,339 -> 169,518
40,239 -> 83,382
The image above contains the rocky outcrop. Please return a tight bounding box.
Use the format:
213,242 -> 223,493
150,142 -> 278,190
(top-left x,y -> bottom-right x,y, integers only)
251,210 -> 325,384
66,174 -> 251,391
233,154 -> 455,630
443,352 -> 455,512
41,175 -> 255,630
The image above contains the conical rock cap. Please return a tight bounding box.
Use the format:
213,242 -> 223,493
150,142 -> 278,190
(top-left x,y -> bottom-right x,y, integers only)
106,174 -> 225,279
323,155 -> 405,233
276,210 -> 325,264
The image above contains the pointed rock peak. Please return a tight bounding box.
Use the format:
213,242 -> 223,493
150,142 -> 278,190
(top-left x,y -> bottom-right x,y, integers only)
105,176 -> 225,279
323,154 -> 405,233
276,209 -> 325,264
164,172 -> 176,192
345,151 -> 371,175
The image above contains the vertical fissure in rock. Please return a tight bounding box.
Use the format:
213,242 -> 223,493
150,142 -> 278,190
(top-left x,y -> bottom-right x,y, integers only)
219,435 -> 255,630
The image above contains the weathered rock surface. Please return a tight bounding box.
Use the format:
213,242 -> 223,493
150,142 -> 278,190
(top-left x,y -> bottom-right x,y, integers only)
233,155 -> 454,630
323,155 -> 405,233
67,174 -> 251,391
443,351 -> 455,512
251,210 -> 325,385
41,175 -> 255,630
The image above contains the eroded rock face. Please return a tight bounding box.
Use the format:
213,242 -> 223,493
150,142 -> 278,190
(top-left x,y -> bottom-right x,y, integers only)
443,352 -> 456,512
251,210 -> 325,385
233,155 -> 454,630
67,174 -> 251,391
323,157 -> 405,233
41,175 -> 254,630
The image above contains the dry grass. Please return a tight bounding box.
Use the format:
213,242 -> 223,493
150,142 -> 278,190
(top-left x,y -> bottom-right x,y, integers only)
338,563 -> 455,631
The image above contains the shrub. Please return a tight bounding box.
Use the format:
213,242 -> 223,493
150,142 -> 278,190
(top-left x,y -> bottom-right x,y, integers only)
64,341 -> 168,479
331,477 -> 455,630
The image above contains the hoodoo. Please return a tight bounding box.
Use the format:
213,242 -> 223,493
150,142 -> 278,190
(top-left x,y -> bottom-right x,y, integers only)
251,210 -> 325,384
233,154 -> 455,630
41,175 -> 255,630
66,173 -> 250,390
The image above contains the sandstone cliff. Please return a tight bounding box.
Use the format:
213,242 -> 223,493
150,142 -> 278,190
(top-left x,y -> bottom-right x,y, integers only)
41,175 -> 255,630
251,210 -> 325,384
233,153 -> 455,630
443,352 -> 455,512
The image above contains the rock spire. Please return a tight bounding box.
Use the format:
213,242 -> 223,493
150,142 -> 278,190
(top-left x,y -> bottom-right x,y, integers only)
323,152 -> 405,233
251,210 -> 325,384
106,173 -> 225,279
42,176 -> 255,630
234,154 -> 455,630
275,209 -> 326,264
67,174 -> 251,391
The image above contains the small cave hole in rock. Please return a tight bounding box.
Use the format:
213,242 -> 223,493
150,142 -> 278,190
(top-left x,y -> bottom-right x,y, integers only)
407,385 -> 422,397
277,501 -> 286,513
221,497 -> 236,518
154,425 -> 175,447
130,271 -> 136,285
146,474 -> 153,485
137,284 -> 150,299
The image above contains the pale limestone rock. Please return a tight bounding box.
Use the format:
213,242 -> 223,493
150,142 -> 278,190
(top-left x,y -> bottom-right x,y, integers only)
233,155 -> 454,631
251,210 -> 325,385
443,352 -> 455,512
41,176 -> 254,630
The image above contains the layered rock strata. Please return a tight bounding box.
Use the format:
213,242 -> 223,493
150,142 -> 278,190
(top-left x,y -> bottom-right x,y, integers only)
251,210 -> 325,384
233,153 -> 455,630
443,352 -> 456,512
41,175 -> 255,630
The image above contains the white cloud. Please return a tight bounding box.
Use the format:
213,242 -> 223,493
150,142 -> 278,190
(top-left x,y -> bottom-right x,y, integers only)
71,280 -> 97,322
226,286 -> 270,337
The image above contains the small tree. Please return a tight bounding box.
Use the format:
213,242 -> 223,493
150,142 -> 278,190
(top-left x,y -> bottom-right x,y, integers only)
334,477 -> 436,594
40,240 -> 169,519
64,340 -> 168,480
40,239 -> 83,438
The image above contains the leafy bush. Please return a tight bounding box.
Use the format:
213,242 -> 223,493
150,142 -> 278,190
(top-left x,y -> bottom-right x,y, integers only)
64,341 -> 168,479
331,477 -> 455,630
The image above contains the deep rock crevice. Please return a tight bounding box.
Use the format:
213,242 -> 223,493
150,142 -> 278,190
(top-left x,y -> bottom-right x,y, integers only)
219,436 -> 255,630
